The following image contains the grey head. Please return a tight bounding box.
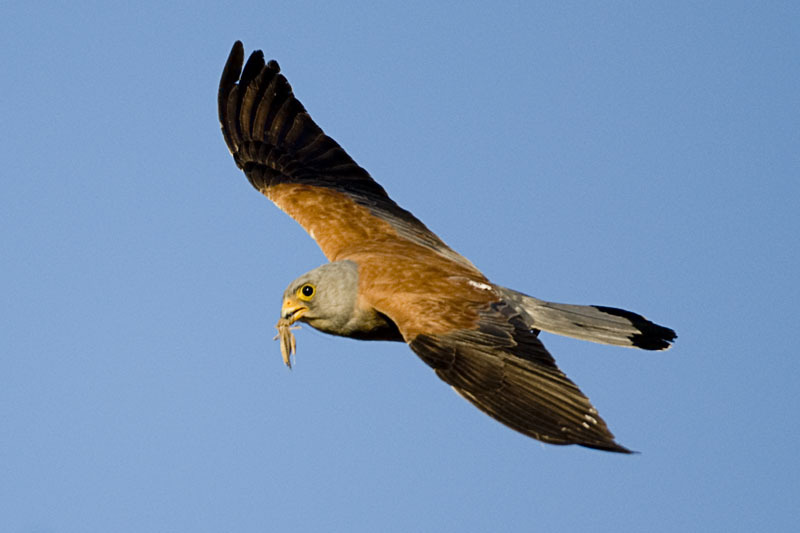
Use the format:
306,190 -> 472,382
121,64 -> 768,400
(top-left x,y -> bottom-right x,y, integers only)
280,260 -> 402,341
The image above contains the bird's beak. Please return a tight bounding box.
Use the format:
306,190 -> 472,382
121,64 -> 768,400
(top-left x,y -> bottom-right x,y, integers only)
281,298 -> 308,324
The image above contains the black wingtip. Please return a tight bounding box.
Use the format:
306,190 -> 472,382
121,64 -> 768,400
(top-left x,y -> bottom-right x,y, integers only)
581,441 -> 637,454
218,42 -> 247,157
240,48 -> 265,87
218,41 -> 244,114
221,41 -> 244,89
222,42 -> 274,88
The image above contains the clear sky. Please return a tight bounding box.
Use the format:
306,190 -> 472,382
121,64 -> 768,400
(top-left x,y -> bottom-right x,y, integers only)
2,2 -> 798,531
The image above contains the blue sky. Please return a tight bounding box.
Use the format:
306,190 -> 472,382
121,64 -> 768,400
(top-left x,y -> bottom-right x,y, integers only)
2,1 -> 798,531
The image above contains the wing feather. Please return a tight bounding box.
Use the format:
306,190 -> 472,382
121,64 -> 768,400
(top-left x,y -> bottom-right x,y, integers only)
218,41 -> 477,270
408,300 -> 633,453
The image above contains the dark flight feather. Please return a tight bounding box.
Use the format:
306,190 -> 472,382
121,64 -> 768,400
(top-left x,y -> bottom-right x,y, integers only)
409,302 -> 632,453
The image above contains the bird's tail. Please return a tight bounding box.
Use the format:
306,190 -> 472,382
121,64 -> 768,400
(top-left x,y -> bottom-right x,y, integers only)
499,288 -> 676,351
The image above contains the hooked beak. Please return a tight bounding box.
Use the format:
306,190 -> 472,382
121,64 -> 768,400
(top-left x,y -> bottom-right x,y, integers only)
281,298 -> 308,324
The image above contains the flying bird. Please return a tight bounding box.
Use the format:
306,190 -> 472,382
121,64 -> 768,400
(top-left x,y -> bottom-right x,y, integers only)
218,41 -> 676,453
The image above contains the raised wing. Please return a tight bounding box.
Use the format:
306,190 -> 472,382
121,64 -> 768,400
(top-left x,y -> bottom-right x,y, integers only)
218,41 -> 477,270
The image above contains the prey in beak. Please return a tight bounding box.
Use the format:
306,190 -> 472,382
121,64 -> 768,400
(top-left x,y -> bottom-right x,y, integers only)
281,299 -> 308,322
273,298 -> 306,368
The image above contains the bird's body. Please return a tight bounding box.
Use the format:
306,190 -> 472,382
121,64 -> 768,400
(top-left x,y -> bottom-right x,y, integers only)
219,41 -> 676,453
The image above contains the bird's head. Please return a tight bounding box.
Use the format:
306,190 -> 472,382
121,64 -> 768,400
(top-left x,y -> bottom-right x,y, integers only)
280,260 -> 360,336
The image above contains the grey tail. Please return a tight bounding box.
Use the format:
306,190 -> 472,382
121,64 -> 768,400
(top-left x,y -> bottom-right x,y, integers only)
499,288 -> 676,351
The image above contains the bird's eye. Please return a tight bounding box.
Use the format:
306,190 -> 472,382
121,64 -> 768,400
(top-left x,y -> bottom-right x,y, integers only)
297,284 -> 315,301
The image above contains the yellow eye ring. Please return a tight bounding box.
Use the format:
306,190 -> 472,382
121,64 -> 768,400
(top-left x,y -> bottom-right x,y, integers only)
297,283 -> 315,301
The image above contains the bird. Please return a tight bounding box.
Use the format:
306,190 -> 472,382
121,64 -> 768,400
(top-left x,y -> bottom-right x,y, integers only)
218,41 -> 676,453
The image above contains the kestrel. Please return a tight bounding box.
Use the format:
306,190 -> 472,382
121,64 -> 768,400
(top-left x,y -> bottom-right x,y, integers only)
218,42 -> 676,453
